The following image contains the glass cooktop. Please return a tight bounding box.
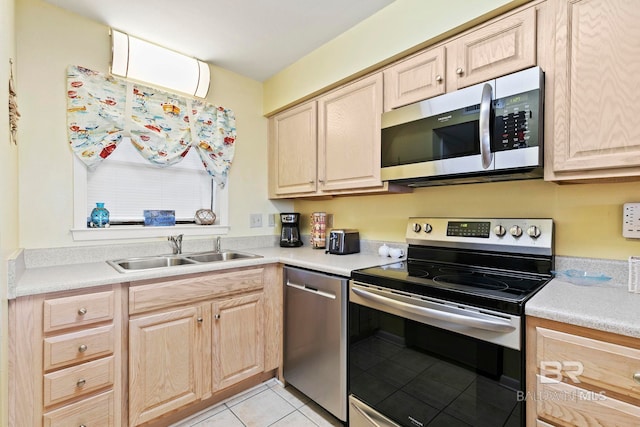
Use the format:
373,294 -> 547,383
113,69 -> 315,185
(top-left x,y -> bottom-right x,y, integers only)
351,260 -> 551,315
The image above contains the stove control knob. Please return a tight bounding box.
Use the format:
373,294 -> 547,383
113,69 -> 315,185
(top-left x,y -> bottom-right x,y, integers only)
510,225 -> 523,238
494,225 -> 506,237
423,223 -> 433,233
412,223 -> 421,233
527,225 -> 541,239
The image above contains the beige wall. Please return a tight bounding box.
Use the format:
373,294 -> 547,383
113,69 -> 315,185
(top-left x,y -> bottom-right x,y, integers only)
294,180 -> 640,261
263,0 -> 525,114
15,0 -> 290,249
0,0 -> 18,423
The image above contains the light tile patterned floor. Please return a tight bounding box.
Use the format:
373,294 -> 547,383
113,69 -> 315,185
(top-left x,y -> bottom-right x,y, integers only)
171,379 -> 344,427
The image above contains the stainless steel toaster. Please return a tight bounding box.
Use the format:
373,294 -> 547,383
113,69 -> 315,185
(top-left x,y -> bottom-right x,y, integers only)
327,229 -> 360,255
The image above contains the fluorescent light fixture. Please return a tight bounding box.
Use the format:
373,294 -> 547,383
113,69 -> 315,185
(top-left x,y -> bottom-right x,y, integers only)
110,29 -> 210,98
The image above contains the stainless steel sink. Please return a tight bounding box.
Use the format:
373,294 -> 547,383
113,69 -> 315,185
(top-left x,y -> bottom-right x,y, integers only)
184,251 -> 258,263
107,250 -> 262,273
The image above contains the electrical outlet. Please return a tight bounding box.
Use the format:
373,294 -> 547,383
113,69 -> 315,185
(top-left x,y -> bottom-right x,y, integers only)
623,203 -> 640,238
250,213 -> 263,228
268,213 -> 276,227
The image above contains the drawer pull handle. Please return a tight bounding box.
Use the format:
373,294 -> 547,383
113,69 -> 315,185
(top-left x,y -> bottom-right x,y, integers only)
634,373 -> 640,384
78,344 -> 88,353
78,307 -> 87,316
76,379 -> 86,387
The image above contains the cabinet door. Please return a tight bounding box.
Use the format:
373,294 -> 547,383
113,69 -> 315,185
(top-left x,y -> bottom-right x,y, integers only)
550,0 -> 640,176
268,101 -> 318,196
383,46 -> 446,111
448,7 -> 536,89
129,305 -> 208,426
213,293 -> 264,390
318,73 -> 384,192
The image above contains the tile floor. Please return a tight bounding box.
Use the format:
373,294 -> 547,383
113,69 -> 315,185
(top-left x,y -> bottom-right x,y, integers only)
171,379 -> 344,427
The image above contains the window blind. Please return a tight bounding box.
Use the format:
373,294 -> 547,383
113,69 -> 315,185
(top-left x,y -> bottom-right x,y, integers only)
86,138 -> 213,223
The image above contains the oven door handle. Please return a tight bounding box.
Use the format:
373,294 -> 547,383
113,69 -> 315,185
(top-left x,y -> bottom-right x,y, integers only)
352,287 -> 515,333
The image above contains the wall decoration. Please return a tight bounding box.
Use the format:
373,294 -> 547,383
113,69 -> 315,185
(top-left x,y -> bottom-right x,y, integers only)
8,58 -> 20,145
66,65 -> 236,187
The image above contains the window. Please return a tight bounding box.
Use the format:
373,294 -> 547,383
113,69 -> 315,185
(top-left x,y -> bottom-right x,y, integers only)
72,138 -> 229,241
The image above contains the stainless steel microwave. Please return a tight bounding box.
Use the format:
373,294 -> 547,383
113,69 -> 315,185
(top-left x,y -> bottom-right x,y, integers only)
381,66 -> 544,187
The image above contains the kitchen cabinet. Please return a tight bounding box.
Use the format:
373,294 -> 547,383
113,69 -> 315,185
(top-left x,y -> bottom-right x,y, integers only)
128,265 -> 281,426
526,317 -> 640,426
447,6 -> 537,90
128,305 -> 209,426
9,285 -> 125,427
383,6 -> 537,111
546,0 -> 640,182
268,101 -> 318,196
269,74 -> 408,198
383,46 -> 446,111
213,292 -> 264,390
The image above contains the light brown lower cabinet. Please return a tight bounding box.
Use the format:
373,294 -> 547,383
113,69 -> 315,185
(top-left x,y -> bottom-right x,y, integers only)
128,265 -> 281,426
9,264 -> 283,427
526,317 -> 640,426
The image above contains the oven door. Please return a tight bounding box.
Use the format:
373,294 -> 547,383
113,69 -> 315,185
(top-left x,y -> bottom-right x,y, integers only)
348,282 -> 524,427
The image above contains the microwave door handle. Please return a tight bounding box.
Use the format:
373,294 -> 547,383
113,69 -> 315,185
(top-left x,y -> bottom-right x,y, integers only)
479,83 -> 493,169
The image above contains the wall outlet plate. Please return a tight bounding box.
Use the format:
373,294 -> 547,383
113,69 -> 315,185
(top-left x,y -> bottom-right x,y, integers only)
250,213 -> 263,228
623,203 -> 640,238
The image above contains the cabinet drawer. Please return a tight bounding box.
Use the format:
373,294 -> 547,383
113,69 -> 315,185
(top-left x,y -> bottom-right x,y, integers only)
44,356 -> 115,407
536,327 -> 640,402
44,325 -> 114,371
536,378 -> 640,426
129,268 -> 264,314
44,290 -> 115,333
43,390 -> 114,427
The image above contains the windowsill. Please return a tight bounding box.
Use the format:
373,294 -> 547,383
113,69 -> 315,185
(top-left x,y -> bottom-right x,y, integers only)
71,224 -> 230,241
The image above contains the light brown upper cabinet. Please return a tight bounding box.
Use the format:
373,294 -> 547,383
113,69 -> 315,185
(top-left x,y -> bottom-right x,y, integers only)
317,73 -> 383,192
447,7 -> 537,90
547,0 -> 640,182
384,46 -> 446,111
268,101 -> 318,196
269,73 -> 401,198
383,6 -> 537,112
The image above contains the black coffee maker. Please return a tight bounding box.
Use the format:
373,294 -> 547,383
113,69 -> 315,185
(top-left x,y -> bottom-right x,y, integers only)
280,213 -> 303,247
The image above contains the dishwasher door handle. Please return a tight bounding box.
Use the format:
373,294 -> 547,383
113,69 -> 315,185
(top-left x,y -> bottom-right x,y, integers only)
286,281 -> 336,300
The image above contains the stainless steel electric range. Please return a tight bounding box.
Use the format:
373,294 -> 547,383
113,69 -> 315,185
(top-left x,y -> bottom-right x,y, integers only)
348,217 -> 553,427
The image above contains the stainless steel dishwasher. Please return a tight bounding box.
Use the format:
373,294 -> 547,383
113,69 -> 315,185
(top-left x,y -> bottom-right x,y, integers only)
284,266 -> 347,422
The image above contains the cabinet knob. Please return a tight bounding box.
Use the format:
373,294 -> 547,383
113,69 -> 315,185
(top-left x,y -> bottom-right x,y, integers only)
197,317 -> 203,323
78,344 -> 88,353
456,67 -> 464,76
214,314 -> 221,320
634,372 -> 640,384
76,379 -> 86,387
435,74 -> 443,83
77,307 -> 87,316
80,425 -> 87,427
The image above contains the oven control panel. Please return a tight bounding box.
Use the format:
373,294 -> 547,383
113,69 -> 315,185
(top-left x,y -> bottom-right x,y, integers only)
407,217 -> 553,255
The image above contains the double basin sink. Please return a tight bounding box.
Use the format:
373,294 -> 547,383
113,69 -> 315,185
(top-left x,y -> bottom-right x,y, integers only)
108,250 -> 262,273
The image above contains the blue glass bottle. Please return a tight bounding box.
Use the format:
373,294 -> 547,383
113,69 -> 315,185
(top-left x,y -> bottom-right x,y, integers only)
90,202 -> 110,228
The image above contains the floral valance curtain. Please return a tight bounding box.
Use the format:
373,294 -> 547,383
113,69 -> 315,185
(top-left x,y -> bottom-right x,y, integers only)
66,65 -> 236,187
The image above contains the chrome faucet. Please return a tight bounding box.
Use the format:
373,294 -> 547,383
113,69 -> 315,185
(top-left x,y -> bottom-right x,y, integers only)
215,236 -> 221,253
168,234 -> 183,254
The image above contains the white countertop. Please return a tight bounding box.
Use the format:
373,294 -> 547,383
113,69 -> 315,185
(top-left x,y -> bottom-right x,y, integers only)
11,245 -> 400,298
526,278 -> 640,338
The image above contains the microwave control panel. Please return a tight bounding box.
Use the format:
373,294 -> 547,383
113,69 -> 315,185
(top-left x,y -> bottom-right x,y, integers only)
493,88 -> 541,151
